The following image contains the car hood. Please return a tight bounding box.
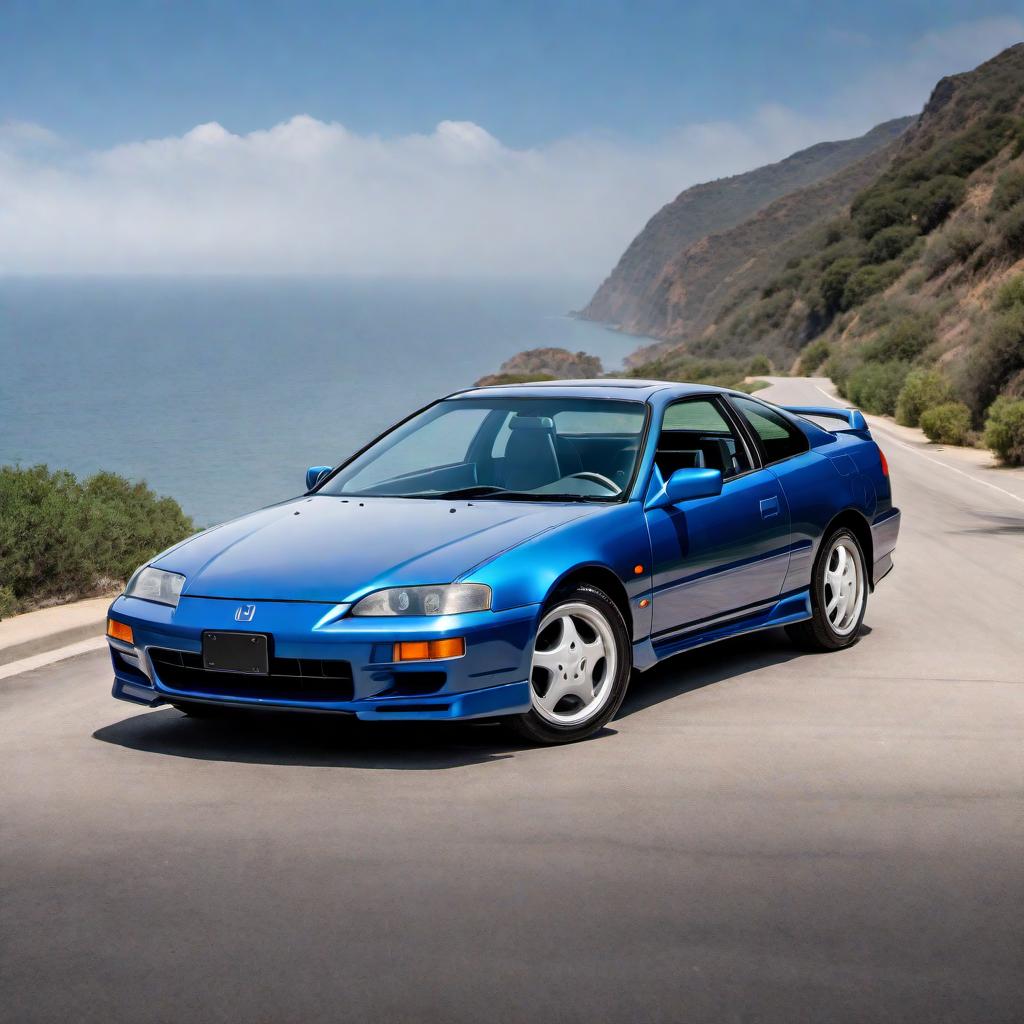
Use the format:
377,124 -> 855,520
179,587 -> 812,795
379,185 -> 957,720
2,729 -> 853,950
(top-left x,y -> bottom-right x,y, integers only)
156,495 -> 592,603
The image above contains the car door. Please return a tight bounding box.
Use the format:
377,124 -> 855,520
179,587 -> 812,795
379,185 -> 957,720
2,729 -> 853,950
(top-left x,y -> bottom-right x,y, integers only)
727,394 -> 821,598
644,396 -> 792,634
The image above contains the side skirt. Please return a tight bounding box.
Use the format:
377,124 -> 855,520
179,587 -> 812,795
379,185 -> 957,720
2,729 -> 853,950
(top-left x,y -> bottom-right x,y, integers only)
632,590 -> 812,671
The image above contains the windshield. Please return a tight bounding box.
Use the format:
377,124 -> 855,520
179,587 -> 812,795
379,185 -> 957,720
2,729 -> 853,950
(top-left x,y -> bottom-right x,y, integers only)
319,397 -> 648,502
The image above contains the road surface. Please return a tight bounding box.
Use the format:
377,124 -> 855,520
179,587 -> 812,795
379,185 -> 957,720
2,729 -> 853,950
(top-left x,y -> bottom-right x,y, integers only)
2,378 -> 1022,1023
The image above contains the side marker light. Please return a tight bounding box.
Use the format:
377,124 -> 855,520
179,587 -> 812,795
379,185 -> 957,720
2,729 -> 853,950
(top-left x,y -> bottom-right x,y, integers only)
107,619 -> 134,644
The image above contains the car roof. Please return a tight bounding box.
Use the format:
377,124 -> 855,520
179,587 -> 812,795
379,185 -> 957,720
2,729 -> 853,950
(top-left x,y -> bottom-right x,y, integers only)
449,379 -> 737,402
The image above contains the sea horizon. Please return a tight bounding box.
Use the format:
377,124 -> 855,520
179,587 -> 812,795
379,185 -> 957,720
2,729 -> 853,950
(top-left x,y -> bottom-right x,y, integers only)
0,275 -> 637,525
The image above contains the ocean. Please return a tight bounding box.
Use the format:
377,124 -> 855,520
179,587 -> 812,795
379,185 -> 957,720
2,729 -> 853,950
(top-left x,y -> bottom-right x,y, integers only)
0,277 -> 636,525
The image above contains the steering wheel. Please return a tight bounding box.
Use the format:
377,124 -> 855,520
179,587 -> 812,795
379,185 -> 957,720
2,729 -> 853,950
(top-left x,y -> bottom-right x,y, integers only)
568,471 -> 622,495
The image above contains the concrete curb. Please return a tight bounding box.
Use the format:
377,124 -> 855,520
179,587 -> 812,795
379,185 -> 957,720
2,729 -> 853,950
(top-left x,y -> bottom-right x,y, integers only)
0,595 -> 113,667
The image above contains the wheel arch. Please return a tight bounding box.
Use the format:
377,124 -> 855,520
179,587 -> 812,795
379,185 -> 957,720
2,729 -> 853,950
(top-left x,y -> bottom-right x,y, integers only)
548,563 -> 633,633
822,508 -> 874,588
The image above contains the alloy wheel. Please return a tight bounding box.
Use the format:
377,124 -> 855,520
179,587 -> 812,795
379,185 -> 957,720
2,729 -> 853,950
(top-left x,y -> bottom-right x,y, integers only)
824,535 -> 865,636
529,602 -> 618,727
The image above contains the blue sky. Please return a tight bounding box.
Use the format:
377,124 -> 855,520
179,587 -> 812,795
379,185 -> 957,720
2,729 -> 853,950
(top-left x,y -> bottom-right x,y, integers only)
4,0 -> 1022,147
1,2 -> 1022,277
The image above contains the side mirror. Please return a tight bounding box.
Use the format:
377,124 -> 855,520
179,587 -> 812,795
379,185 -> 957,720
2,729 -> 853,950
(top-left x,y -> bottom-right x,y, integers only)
645,467 -> 723,510
305,465 -> 332,491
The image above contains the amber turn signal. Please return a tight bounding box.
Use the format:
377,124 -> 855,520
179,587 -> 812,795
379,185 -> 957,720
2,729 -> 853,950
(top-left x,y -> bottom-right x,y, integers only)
106,618 -> 134,644
393,637 -> 466,662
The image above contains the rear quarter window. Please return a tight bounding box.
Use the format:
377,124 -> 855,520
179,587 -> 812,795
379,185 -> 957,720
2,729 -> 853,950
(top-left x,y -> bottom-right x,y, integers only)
732,396 -> 809,464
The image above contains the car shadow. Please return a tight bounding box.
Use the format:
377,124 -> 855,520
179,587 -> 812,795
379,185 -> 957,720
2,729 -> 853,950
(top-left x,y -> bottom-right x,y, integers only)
94,627 -> 862,768
92,709 -> 528,770
617,624 -> 869,718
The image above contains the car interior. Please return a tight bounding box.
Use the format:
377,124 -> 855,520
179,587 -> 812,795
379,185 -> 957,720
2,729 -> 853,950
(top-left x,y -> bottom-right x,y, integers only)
653,400 -> 751,481
486,415 -> 639,492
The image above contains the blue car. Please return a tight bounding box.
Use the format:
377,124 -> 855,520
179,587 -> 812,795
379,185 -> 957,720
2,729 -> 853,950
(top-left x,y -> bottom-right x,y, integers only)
107,380 -> 900,744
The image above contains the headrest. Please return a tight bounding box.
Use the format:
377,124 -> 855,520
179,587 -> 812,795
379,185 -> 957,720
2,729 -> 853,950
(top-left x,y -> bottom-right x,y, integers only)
508,415 -> 555,431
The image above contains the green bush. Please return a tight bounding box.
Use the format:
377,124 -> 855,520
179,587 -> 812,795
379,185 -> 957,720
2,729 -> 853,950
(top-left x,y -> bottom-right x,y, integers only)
863,313 -> 935,363
0,465 -> 194,616
920,402 -> 972,445
964,305 -> 1024,415
994,275 -> 1024,311
844,361 -> 911,416
989,168 -> 1024,215
747,354 -> 771,375
896,369 -> 954,427
999,201 -> 1024,256
867,225 -> 919,264
842,262 -> 903,309
819,256 -> 860,314
798,339 -> 831,376
909,175 -> 969,233
853,193 -> 908,239
923,221 -> 985,277
984,396 -> 1024,465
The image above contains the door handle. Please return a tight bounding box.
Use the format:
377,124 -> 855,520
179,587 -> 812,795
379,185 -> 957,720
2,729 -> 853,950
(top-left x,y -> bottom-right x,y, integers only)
759,496 -> 780,519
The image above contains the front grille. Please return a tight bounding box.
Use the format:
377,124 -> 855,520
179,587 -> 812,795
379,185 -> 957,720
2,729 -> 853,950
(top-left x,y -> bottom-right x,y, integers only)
149,647 -> 355,702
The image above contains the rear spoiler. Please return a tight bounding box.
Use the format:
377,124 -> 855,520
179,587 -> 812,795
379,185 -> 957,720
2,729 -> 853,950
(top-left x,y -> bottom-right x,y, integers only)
783,406 -> 869,433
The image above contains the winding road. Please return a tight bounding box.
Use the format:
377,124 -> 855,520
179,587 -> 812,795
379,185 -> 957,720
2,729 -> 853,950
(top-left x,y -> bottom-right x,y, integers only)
2,377 -> 1022,1023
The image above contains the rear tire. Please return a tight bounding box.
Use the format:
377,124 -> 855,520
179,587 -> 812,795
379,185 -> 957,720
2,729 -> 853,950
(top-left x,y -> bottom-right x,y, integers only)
787,526 -> 867,652
506,584 -> 632,745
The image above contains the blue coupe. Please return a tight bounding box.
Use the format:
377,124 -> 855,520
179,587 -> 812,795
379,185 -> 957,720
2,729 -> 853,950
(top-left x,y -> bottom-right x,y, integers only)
107,380 -> 900,744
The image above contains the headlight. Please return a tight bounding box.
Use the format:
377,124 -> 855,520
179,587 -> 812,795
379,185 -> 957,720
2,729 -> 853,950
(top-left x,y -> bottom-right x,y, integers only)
125,566 -> 187,608
350,584 -> 490,617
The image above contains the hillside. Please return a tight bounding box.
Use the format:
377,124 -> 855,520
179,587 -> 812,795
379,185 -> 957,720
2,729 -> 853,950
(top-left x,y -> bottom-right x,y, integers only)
582,117 -> 911,328
618,43 -> 1024,440
614,138 -> 904,352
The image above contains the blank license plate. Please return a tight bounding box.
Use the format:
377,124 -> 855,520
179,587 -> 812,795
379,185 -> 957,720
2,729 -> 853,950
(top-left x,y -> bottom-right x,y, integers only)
202,632 -> 269,674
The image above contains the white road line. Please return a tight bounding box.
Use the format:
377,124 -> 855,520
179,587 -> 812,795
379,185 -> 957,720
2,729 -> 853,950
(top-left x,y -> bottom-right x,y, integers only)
811,383 -> 1024,507
0,636 -> 107,681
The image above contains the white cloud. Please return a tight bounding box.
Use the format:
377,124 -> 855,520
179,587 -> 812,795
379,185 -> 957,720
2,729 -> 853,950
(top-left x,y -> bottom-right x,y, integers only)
0,18 -> 1020,279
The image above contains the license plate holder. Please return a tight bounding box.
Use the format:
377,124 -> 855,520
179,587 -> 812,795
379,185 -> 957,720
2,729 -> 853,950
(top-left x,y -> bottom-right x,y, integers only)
202,631 -> 269,674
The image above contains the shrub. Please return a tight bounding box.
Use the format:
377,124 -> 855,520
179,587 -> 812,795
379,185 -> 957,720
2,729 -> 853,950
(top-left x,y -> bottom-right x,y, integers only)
984,396 -> 1024,465
863,313 -> 935,363
904,269 -> 927,294
798,339 -> 831,376
989,168 -> 1024,215
923,221 -> 985,277
844,361 -> 911,416
824,350 -> 859,393
909,175 -> 968,233
853,193 -> 908,239
999,201 -> 1024,257
747,354 -> 771,375
964,305 -> 1024,415
896,369 -> 954,427
867,225 -> 919,264
994,275 -> 1024,311
819,256 -> 860,314
842,262 -> 903,309
0,465 -> 194,616
920,402 -> 972,444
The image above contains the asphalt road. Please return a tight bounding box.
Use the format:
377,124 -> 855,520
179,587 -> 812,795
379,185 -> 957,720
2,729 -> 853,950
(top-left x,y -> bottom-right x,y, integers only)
3,378 -> 1023,1024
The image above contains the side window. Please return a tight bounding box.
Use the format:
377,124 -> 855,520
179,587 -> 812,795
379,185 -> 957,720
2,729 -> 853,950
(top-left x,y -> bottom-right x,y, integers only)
662,400 -> 731,433
731,396 -> 809,464
657,398 -> 751,478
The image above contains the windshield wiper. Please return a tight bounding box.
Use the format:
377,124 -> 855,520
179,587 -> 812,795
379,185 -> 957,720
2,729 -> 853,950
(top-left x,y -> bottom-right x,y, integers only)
432,485 -> 510,499
433,485 -> 591,502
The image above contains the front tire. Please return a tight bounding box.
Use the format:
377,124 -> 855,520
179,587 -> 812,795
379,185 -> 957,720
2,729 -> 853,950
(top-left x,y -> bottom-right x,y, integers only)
787,526 -> 868,651
507,584 -> 632,745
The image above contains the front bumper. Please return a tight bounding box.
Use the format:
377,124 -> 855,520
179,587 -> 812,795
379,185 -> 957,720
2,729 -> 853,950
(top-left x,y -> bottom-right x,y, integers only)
108,594 -> 537,721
